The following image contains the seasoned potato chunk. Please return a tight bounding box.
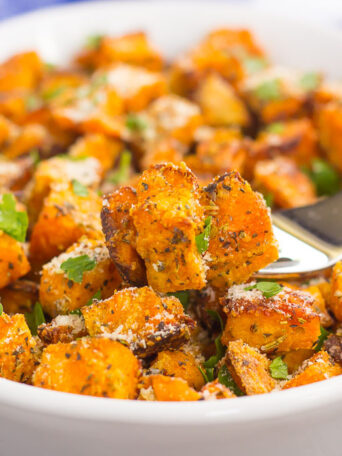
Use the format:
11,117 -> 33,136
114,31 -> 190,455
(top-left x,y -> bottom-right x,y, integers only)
40,238 -> 122,317
82,286 -> 195,357
0,280 -> 38,314
101,186 -> 147,286
37,314 -> 87,345
0,51 -> 42,92
26,156 -> 102,224
30,182 -> 102,263
139,375 -> 201,401
150,349 -> 204,390
253,156 -> 316,209
33,338 -> 140,398
141,137 -> 185,170
203,172 -> 278,289
75,31 -> 163,71
316,101 -> 342,173
221,284 -> 321,353
0,232 -> 30,289
282,351 -> 342,389
225,340 -> 276,395
329,261 -> 342,321
131,163 -> 206,292
200,379 -> 236,400
281,349 -> 314,374
196,74 -> 249,128
0,313 -> 36,382
304,285 -> 333,328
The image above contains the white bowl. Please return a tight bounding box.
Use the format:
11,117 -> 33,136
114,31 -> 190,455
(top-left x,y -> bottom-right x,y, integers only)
1,2 -> 342,455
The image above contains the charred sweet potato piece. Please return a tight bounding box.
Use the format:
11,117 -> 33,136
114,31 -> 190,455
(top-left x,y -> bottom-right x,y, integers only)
329,261 -> 342,321
0,280 -> 38,314
37,314 -> 87,345
225,340 -> 276,395
82,286 -> 195,357
282,351 -> 342,389
196,74 -> 250,128
203,172 -> 278,289
0,313 -> 36,382
75,31 -> 163,72
0,51 -> 43,92
150,349 -> 204,390
131,163 -> 206,292
200,379 -> 236,400
221,284 -> 321,353
30,182 -> 103,264
33,338 -> 140,398
253,156 -> 316,209
40,238 -> 122,317
316,101 -> 342,173
101,187 -> 147,286
139,374 -> 201,401
26,156 -> 102,224
0,232 -> 30,289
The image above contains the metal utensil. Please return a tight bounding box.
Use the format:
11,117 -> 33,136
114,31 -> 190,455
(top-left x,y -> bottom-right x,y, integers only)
257,191 -> 342,279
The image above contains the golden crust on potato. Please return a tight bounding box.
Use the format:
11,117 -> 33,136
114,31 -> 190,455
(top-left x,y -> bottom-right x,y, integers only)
37,314 -> 87,345
33,337 -> 140,398
221,284 -> 321,353
0,232 -> 30,289
139,374 -> 201,401
0,51 -> 42,92
82,286 -> 195,357
204,171 -> 278,289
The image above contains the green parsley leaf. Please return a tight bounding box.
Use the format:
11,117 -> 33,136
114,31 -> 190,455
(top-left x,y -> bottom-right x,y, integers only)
0,303 -> 3,315
218,365 -> 245,396
61,255 -> 96,283
254,79 -> 282,102
72,179 -> 89,197
299,72 -> 320,92
25,302 -> 45,336
207,309 -> 224,332
85,34 -> 103,50
86,290 -> 102,307
198,366 -> 209,384
266,122 -> 285,135
303,159 -> 340,197
314,326 -> 330,352
56,154 -> 88,161
25,94 -> 42,111
264,192 -> 274,208
269,356 -> 288,379
167,290 -> 190,311
107,150 -> 132,185
42,86 -> 66,102
0,193 -> 28,242
203,310 -> 226,370
70,309 -> 82,316
243,57 -> 267,74
44,62 -> 56,72
245,281 -> 283,298
126,114 -> 147,132
29,148 -> 40,167
196,216 -> 212,254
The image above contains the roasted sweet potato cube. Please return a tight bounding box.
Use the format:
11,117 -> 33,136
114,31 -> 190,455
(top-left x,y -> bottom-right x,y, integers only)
241,66 -> 321,124
2,123 -> 49,160
69,133 -> 123,174
203,171 -> 278,289
139,374 -> 201,401
0,313 -> 36,382
33,338 -> 140,398
0,280 -> 38,314
101,186 -> 147,286
29,182 -> 103,263
131,163 -> 206,292
200,379 -> 236,400
39,69 -> 87,97
253,156 -> 316,209
329,261 -> 342,321
141,137 -> 185,170
281,349 -> 314,374
185,127 -> 247,181
0,232 -> 30,289
82,286 -> 195,357
37,314 -> 87,345
316,101 -> 342,173
150,349 -> 204,390
75,31 -> 163,72
196,74 -> 250,128
0,156 -> 34,192
225,340 -> 276,395
0,51 -> 43,92
221,284 -> 321,353
40,238 -> 122,317
303,285 -> 333,328
282,351 -> 342,389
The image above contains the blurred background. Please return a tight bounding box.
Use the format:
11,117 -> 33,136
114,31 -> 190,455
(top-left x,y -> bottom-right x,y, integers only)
1,0 -> 342,27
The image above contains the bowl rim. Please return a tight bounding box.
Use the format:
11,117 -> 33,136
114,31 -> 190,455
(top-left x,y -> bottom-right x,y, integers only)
1,0 -> 342,426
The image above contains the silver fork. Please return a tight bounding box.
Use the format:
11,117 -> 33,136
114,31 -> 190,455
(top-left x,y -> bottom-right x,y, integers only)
257,191 -> 342,279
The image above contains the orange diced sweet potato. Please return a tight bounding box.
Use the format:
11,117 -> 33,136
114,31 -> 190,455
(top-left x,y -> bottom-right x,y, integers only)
0,232 -> 30,289
0,280 -> 38,314
0,51 -> 43,92
316,101 -> 342,173
139,374 -> 201,401
329,261 -> 342,321
141,137 -> 185,170
200,379 -> 236,400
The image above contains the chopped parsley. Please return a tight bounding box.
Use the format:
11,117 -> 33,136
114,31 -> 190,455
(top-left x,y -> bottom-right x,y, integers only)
202,310 -> 226,379
266,122 -> 285,135
314,326 -> 330,352
243,56 -> 267,74
72,179 -> 89,197
218,365 -> 245,396
0,193 -> 28,242
107,150 -> 132,185
264,192 -> 274,208
25,94 -> 42,111
126,114 -> 147,132
299,72 -> 320,92
61,255 -> 96,283
254,79 -> 282,102
86,290 -> 102,306
269,356 -> 288,379
245,281 -> 283,298
42,86 -> 66,102
303,159 -> 340,196
195,216 -> 212,255
29,148 -> 40,167
85,34 -> 103,50
0,303 -> 3,316
25,302 -> 45,336
167,290 -> 190,311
